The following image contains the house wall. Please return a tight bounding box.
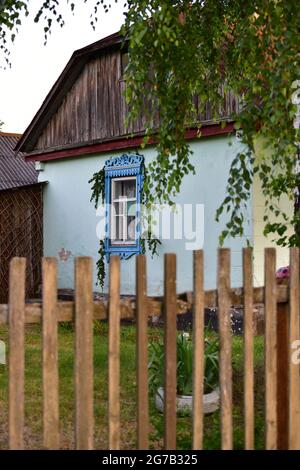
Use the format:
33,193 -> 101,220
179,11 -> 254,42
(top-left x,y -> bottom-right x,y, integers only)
252,137 -> 293,286
252,173 -> 292,286
38,135 -> 252,295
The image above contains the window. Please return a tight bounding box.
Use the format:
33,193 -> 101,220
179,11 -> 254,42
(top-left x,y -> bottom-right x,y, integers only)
111,177 -> 137,244
104,154 -> 144,260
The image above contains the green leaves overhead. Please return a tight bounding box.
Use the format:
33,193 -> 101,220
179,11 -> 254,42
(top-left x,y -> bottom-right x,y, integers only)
1,1 -> 300,246
122,0 -> 300,245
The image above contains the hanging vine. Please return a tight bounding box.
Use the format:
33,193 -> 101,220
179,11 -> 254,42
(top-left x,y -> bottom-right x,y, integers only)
89,164 -> 161,288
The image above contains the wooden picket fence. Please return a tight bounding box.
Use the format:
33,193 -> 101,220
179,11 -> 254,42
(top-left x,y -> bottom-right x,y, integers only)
0,247 -> 300,450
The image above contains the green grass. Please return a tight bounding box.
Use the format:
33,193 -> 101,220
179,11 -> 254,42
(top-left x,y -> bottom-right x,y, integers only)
0,323 -> 264,449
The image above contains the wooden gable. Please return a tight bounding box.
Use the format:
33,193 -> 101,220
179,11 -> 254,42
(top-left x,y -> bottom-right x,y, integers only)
17,32 -> 239,159
35,49 -> 141,152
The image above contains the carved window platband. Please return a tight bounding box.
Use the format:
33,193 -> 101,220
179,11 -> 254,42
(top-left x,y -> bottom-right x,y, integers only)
104,154 -> 144,261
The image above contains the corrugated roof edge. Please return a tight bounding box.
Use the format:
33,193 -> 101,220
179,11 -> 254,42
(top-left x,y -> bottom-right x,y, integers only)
0,131 -> 22,137
0,181 -> 47,193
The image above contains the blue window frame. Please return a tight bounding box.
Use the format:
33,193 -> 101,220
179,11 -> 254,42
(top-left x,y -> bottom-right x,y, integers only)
104,153 -> 144,261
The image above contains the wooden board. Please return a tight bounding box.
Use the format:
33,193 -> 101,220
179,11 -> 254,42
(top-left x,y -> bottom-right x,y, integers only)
75,257 -> 94,450
243,248 -> 254,450
8,258 -> 26,450
192,251 -> 204,450
288,248 -> 300,449
108,256 -> 121,450
264,248 -> 277,450
42,258 -> 59,449
218,249 -> 232,450
164,254 -> 177,450
136,255 -> 149,450
33,49 -> 239,153
0,283 -> 291,326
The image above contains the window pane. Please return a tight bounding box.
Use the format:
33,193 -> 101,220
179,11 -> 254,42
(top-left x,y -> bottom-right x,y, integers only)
113,201 -> 123,216
114,179 -> 136,199
127,216 -> 136,241
115,216 -> 123,241
126,201 -> 136,217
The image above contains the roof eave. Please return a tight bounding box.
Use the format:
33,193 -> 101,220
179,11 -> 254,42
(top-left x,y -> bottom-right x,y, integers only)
15,31 -> 124,154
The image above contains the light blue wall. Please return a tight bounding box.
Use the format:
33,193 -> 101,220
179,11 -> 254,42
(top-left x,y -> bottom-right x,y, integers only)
38,136 -> 253,295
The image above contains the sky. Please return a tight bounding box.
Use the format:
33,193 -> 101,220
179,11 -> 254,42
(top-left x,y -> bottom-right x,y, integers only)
0,1 -> 125,134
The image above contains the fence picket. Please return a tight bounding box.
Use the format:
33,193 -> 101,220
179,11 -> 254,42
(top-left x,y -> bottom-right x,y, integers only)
75,257 -> 94,450
243,248 -> 254,450
288,247 -> 300,449
192,250 -> 204,450
264,248 -> 277,450
4,247 -> 299,451
164,253 -> 177,450
276,303 -> 289,449
108,256 -> 121,450
136,255 -> 149,450
218,248 -> 232,450
8,257 -> 26,450
42,258 -> 59,449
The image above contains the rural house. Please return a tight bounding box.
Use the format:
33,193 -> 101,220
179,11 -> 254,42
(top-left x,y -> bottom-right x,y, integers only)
0,132 -> 42,301
15,32 -> 291,295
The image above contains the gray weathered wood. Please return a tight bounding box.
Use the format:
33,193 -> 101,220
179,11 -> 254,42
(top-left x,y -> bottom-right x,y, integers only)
33,48 -> 239,153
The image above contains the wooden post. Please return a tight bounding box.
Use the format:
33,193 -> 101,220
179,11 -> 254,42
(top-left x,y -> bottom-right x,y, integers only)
265,248 -> 277,450
75,257 -> 94,450
136,255 -> 149,450
108,256 -> 121,450
218,248 -> 233,450
276,301 -> 289,450
8,257 -> 26,450
42,257 -> 59,450
164,253 -> 177,450
192,250 -> 204,450
288,247 -> 300,449
243,248 -> 254,450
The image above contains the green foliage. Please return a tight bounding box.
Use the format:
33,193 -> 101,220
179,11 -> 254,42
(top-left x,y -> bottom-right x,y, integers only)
89,166 -> 105,208
0,1 -> 112,67
1,1 -> 300,246
96,239 -> 106,290
0,1 -> 28,65
122,0 -> 300,246
89,168 -> 106,287
148,331 -> 219,396
216,150 -> 255,244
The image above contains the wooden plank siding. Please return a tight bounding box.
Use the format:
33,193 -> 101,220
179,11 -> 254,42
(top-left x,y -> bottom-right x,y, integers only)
34,49 -> 239,153
0,184 -> 43,303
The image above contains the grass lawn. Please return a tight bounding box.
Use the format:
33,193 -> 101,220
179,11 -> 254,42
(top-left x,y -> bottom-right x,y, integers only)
0,323 -> 265,450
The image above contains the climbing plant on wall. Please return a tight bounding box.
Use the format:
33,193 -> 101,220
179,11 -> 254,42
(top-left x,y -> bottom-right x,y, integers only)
89,161 -> 161,288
